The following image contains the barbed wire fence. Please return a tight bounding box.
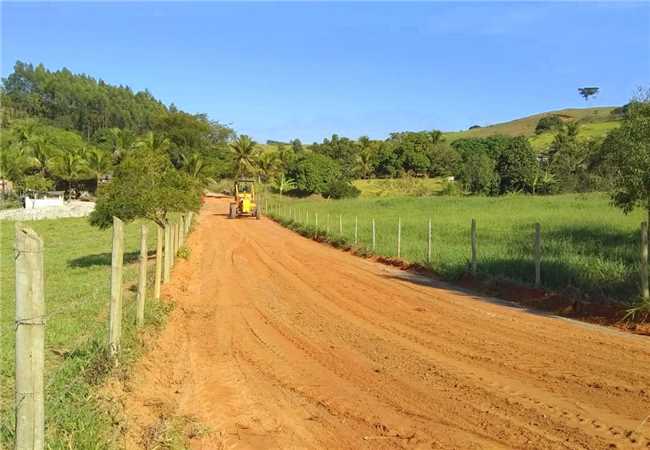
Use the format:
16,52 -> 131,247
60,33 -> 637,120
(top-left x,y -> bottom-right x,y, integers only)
7,211 -> 194,449
261,197 -> 649,305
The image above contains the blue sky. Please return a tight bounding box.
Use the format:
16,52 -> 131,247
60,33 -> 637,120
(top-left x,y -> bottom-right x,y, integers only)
2,2 -> 649,143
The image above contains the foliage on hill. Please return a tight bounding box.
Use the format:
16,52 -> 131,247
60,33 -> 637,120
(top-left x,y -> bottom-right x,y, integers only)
0,61 -> 235,207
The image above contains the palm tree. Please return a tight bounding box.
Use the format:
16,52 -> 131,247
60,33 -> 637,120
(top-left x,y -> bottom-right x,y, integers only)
180,152 -> 213,184
0,145 -> 34,198
86,148 -> 111,189
230,135 -> 258,178
277,145 -> 295,172
134,131 -> 171,153
26,134 -> 56,176
356,147 -> 375,179
103,128 -> 137,164
51,148 -> 90,199
273,173 -> 297,195
257,151 -> 279,182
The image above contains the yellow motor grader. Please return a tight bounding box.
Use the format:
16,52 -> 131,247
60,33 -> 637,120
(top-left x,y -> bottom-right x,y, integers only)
229,179 -> 261,220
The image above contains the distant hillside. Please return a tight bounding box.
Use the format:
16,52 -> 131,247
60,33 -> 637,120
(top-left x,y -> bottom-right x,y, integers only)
445,106 -> 620,150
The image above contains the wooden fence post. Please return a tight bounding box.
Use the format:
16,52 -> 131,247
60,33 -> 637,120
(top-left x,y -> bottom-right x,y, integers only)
136,224 -> 147,327
154,225 -> 163,300
641,221 -> 649,300
163,222 -> 171,282
339,214 -> 343,235
173,222 -> 179,261
327,214 -> 330,234
471,218 -> 477,275
397,217 -> 401,258
427,218 -> 432,264
175,222 -> 180,255
534,223 -> 542,288
187,212 -> 193,234
180,215 -> 186,246
372,218 -> 376,251
354,216 -> 358,244
315,213 -> 318,229
109,217 -> 124,359
14,225 -> 45,450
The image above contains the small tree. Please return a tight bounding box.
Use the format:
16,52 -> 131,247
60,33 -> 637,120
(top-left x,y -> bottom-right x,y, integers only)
535,115 -> 563,134
288,153 -> 341,195
602,94 -> 650,223
578,87 -> 599,102
273,173 -> 296,195
90,148 -> 200,228
461,152 -> 499,195
497,137 -> 537,193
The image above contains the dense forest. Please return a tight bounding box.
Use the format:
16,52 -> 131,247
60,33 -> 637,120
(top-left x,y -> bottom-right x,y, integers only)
1,62 -> 648,211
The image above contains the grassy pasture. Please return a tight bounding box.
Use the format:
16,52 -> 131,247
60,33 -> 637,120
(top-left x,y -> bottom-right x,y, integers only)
265,192 -> 644,304
0,217 -> 168,448
444,106 -> 617,141
529,121 -> 620,151
352,177 -> 445,197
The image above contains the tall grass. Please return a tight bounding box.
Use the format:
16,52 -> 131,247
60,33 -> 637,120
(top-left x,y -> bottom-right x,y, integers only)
264,193 -> 644,304
0,218 -> 170,448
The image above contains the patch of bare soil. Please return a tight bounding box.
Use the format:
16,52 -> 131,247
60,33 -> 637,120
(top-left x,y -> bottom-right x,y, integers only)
118,198 -> 650,449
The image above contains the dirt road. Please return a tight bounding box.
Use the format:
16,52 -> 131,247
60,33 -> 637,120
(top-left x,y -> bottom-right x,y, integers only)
121,198 -> 650,450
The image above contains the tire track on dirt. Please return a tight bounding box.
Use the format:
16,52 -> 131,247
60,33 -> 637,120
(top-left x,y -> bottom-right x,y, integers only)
121,198 -> 650,450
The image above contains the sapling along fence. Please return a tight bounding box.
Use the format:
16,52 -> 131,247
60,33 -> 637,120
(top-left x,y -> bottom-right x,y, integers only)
262,197 -> 649,305
8,211 -> 194,449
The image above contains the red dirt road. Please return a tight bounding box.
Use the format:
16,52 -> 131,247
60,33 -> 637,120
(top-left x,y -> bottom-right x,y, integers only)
121,198 -> 650,449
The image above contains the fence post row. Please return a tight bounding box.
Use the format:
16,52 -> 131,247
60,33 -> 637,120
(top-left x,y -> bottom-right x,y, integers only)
471,218 -> 477,275
109,217 -> 124,360
15,225 -> 45,450
534,223 -> 542,288
641,221 -> 649,300
174,222 -> 179,257
163,222 -> 171,283
136,224 -> 148,327
154,225 -> 163,300
180,215 -> 186,246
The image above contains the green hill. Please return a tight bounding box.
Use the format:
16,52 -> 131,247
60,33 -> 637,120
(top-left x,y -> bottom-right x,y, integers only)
444,106 -> 621,150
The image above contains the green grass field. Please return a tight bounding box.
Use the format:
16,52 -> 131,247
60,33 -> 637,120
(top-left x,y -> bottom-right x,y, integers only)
264,192 -> 645,304
352,177 -> 445,197
529,121 -> 621,151
0,217 -> 169,449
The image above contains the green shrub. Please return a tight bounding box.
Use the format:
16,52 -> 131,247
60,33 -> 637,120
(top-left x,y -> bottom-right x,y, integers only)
535,115 -> 563,134
325,180 -> 360,199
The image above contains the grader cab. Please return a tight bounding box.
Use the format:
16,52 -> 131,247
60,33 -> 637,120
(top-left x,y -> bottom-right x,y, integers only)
229,179 -> 261,220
